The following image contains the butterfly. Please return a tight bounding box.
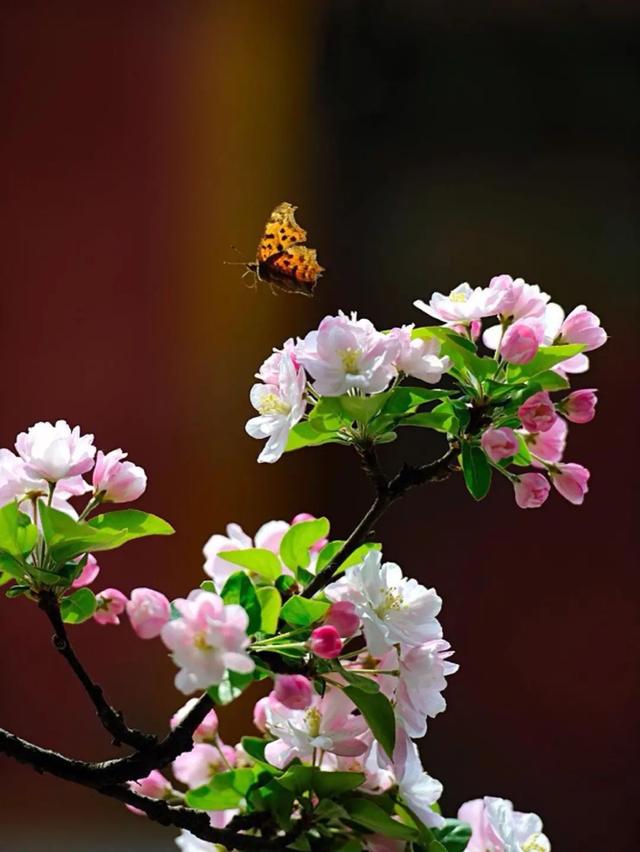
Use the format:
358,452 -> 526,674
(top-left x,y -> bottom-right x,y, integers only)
243,202 -> 324,296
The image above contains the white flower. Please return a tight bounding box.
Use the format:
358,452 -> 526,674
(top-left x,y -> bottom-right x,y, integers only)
0,448 -> 91,518
325,550 -> 442,656
393,729 -> 444,829
245,353 -> 306,464
396,639 -> 459,738
486,275 -> 550,321
388,325 -> 451,384
485,797 -> 550,852
414,282 -> 500,324
175,831 -> 219,852
15,420 -> 95,482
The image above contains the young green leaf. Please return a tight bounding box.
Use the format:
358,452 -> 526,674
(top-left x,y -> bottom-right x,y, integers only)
185,768 -> 255,809
280,595 -> 329,627
382,386 -> 453,416
219,548 -> 282,583
433,819 -> 473,852
343,685 -> 396,759
312,770 -> 365,798
507,343 -> 584,379
339,393 -> 389,424
220,572 -> 261,635
280,517 -> 330,572
256,586 -> 282,633
60,588 -> 97,624
0,503 -> 37,560
240,736 -> 279,773
401,402 -> 458,433
285,422 -> 344,452
343,798 -> 418,841
461,443 -> 492,501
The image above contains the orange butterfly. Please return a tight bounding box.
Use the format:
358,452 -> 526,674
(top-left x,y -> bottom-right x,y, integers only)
244,202 -> 324,296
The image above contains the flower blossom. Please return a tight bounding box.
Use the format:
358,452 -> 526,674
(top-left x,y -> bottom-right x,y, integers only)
520,418 -> 567,468
388,325 -> 451,384
202,518 -> 290,590
172,741 -> 236,789
15,420 -> 95,482
175,817 -> 235,852
246,352 -> 306,463
273,674 -> 313,710
0,447 -> 90,518
540,302 -> 607,375
560,389 -> 597,424
325,600 -> 361,637
92,448 -> 147,503
126,587 -> 171,639
513,473 -> 550,509
255,337 -> 299,385
94,588 -> 128,625
296,312 -> 396,396
392,730 -> 444,829
396,639 -> 459,738
264,688 -> 368,769
126,770 -> 172,816
486,275 -> 550,321
325,550 -> 442,657
414,282 -> 500,324
309,625 -> 343,659
550,463 -> 590,505
481,427 -> 519,463
458,796 -> 550,852
171,698 -> 219,742
71,554 -> 101,588
517,392 -> 558,433
499,318 -> 545,365
160,590 -> 254,694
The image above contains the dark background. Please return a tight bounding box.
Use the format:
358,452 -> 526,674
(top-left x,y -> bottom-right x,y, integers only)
1,1 -> 638,849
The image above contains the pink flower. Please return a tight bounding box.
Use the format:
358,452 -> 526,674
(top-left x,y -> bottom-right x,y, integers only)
15,420 -> 95,482
458,797 -> 550,852
558,305 -> 607,351
203,519 -> 290,590
487,275 -> 550,320
388,325 -> 451,384
264,688 -> 368,768
126,770 -> 172,816
126,587 -> 171,639
255,338 -> 299,386
513,473 -> 550,509
309,625 -> 343,659
171,698 -> 218,742
499,318 -> 544,364
521,417 -> 568,467
273,674 -> 313,710
252,696 -> 270,733
71,554 -> 100,588
414,282 -> 501,323
392,729 -> 444,829
550,463 -> 590,505
325,601 -> 360,637
160,590 -> 254,694
92,448 -> 147,503
94,588 -> 128,625
396,640 -> 459,738
561,389 -> 598,424
172,742 -> 236,789
449,319 -> 482,341
296,312 -> 396,396
480,427 -> 519,463
517,391 -> 558,433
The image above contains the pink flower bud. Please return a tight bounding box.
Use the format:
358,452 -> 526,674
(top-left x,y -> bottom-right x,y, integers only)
126,587 -> 171,639
171,698 -> 219,741
513,473 -> 550,509
93,588 -> 127,625
500,318 -> 544,364
550,462 -> 590,505
71,554 -> 100,588
517,391 -> 558,433
93,448 -> 147,503
273,674 -> 313,710
252,696 -> 270,733
325,601 -> 360,637
480,427 -> 519,463
126,770 -> 172,816
309,625 -> 342,659
561,389 -> 598,424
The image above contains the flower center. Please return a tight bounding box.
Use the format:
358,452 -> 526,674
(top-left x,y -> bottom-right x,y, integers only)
258,393 -> 291,416
305,707 -> 322,738
522,835 -> 548,852
374,589 -> 405,618
339,348 -> 360,373
193,631 -> 213,651
449,291 -> 468,303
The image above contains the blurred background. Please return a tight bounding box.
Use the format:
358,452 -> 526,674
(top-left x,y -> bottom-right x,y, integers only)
0,1 -> 638,849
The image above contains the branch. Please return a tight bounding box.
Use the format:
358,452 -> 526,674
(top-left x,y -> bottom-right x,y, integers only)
37,590 -> 157,751
304,443 -> 459,598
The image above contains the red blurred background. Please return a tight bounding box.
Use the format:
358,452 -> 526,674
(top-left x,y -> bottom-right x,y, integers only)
1,2 -> 638,849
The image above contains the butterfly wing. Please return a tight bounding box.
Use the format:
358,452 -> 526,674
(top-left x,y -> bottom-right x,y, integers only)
256,202 -> 307,263
260,245 -> 324,295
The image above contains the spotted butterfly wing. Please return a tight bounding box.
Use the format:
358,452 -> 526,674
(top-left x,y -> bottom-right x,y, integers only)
248,202 -> 324,296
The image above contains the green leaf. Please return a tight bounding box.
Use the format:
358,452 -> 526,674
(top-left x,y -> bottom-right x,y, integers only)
200,579 -> 216,593
185,768 -> 255,809
250,778 -> 294,829
461,443 -> 492,501
88,510 -> 174,540
207,669 -> 254,705
285,422 -> 345,452
315,540 -> 382,576
280,517 -> 330,572
401,401 -> 458,433
333,661 -> 380,693
5,583 -> 30,598
510,433 -> 533,467
220,572 -> 261,635
533,369 -> 571,391
0,569 -> 11,586
338,393 -> 389,424
240,737 -> 279,773
257,586 -> 282,633
382,386 -> 453,416
343,685 -> 395,759
219,547 -> 282,583
0,502 -> 37,560
280,595 -> 329,627
344,798 -> 418,841
0,551 -> 26,580
507,343 -> 584,379
278,765 -> 314,795
312,771 -> 365,798
60,588 -> 97,624
433,819 -> 473,852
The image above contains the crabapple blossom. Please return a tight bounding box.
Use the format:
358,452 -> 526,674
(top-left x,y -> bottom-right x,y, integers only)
264,688 -> 368,769
458,796 -> 550,852
388,325 -> 451,384
71,554 -> 100,588
325,600 -> 361,637
160,590 -> 254,694
245,351 -> 306,463
414,282 -> 501,323
481,427 -> 519,463
513,473 -> 551,509
273,674 -> 313,710
499,317 -> 545,365
517,392 -> 558,433
176,822 -> 235,852
93,588 -> 127,625
392,730 -> 444,829
126,770 -> 172,816
396,639 -> 459,738
92,449 -> 147,503
0,448 -> 90,517
309,624 -> 343,659
550,463 -> 590,506
15,420 -> 95,482
172,742 -> 236,788
296,312 -> 396,396
487,275 -> 550,321
202,519 -> 290,590
171,698 -> 219,742
252,696 -> 270,733
126,587 -> 171,639
553,304 -> 607,351
255,337 -> 298,386
560,388 -> 598,424
325,550 -> 442,656
520,417 -> 568,467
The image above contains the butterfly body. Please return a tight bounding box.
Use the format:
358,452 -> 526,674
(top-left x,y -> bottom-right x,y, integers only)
246,202 -> 324,296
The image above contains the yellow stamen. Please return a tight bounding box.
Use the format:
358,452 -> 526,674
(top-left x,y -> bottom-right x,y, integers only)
449,291 -> 468,303
339,348 -> 360,373
305,707 -> 322,738
258,393 -> 291,416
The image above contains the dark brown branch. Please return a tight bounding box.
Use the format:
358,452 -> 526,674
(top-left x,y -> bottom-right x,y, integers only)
303,444 -> 459,598
37,589 -> 157,751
